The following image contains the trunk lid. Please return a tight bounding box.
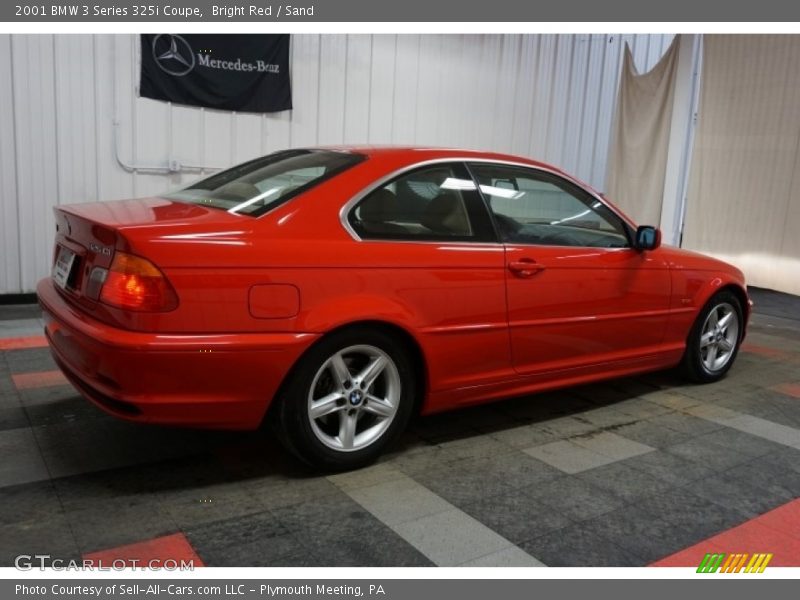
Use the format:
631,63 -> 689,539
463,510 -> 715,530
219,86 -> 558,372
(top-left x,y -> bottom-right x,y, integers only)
51,197 -> 248,307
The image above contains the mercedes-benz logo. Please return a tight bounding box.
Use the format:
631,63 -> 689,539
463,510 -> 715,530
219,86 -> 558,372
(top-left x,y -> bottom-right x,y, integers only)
152,34 -> 195,77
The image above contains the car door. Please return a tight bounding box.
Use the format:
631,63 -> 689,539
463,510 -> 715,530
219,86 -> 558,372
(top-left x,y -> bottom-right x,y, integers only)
344,161 -> 511,394
468,162 -> 672,376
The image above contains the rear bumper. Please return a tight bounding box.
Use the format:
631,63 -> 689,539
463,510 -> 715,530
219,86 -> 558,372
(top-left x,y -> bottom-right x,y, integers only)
37,278 -> 318,429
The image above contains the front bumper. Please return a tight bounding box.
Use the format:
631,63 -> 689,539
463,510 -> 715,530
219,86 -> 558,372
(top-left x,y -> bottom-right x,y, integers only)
37,278 -> 318,429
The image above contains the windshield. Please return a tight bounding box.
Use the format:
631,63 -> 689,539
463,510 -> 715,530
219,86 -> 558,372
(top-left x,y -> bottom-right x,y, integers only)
164,149 -> 365,217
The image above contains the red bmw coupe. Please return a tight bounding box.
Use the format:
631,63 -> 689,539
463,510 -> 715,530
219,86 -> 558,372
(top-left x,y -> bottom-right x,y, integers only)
38,147 -> 750,469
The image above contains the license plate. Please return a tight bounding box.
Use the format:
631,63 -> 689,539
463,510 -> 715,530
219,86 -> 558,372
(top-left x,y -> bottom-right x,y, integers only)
52,246 -> 76,290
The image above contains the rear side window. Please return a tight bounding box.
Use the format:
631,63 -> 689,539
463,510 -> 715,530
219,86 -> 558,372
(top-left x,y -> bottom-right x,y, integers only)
348,163 -> 494,242
165,150 -> 364,217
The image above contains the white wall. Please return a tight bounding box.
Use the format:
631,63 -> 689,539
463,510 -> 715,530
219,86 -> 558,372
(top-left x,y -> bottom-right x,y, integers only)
0,33 -> 672,294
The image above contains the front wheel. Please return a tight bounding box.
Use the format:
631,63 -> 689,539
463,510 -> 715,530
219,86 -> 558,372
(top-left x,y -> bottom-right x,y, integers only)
273,328 -> 416,470
681,290 -> 743,383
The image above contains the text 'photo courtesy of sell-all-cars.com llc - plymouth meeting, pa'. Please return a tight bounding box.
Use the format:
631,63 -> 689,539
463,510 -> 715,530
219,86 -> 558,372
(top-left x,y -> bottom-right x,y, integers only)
38,146 -> 751,470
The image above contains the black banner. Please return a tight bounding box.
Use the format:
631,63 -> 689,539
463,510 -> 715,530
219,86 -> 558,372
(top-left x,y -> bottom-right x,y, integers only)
139,34 -> 291,113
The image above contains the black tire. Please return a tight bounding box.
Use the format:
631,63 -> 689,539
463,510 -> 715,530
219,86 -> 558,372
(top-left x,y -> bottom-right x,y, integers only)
272,327 -> 417,471
681,290 -> 744,383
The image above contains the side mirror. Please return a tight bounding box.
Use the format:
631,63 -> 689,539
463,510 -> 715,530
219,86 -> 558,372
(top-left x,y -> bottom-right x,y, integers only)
634,225 -> 661,251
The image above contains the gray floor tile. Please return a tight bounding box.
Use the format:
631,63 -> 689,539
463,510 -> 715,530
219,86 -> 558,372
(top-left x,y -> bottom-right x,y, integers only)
345,477 -> 451,526
569,431 -> 655,460
457,546 -> 545,567
523,439 -> 618,474
393,509 -> 515,566
488,423 -> 559,449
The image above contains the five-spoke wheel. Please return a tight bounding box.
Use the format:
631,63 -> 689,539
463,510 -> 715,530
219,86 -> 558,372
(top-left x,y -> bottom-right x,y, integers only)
682,290 -> 744,383
273,328 -> 416,470
308,345 -> 401,452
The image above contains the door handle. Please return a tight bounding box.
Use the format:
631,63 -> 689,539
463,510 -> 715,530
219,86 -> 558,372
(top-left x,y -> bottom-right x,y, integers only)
508,258 -> 546,278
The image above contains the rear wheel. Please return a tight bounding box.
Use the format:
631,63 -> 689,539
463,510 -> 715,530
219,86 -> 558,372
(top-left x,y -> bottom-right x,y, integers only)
274,328 -> 416,470
681,290 -> 743,383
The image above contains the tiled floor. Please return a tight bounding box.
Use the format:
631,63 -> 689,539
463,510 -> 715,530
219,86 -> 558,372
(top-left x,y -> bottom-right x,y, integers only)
1,287 -> 799,567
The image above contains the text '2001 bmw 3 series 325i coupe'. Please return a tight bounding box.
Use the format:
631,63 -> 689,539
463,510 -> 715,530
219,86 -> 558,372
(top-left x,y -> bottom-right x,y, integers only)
38,147 -> 751,469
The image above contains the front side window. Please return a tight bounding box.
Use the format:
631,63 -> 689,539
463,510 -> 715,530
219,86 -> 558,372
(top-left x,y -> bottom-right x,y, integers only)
469,164 -> 630,248
348,163 -> 493,241
165,149 -> 364,217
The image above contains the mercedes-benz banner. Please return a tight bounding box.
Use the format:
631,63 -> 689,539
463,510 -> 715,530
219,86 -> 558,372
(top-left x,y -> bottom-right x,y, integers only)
140,33 -> 292,112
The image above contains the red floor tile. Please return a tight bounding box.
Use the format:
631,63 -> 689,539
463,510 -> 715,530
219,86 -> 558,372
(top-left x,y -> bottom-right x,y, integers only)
773,383 -> 800,399
652,498 -> 800,567
83,533 -> 205,569
11,370 -> 68,390
0,335 -> 47,350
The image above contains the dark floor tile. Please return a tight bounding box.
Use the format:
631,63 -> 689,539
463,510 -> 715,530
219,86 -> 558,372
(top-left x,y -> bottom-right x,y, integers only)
0,480 -> 62,526
619,451 -> 715,486
526,476 -> 625,522
270,492 -> 376,539
0,405 -> 29,431
469,451 -> 564,490
688,472 -> 794,520
758,447 -> 800,478
725,456 -> 800,497
185,510 -> 297,563
195,533 -> 305,567
576,462 -> 675,504
580,505 -> 701,564
521,522 -> 644,567
0,516 -> 79,567
647,413 -> 723,437
302,527 -> 433,567
17,385 -> 81,408
698,427 -> 790,458
612,420 -> 691,449
460,488 -> 572,545
24,396 -> 105,427
412,460 -> 517,506
664,437 -> 752,471
5,348 -> 56,374
638,488 -> 750,541
66,503 -> 177,554
0,304 -> 42,320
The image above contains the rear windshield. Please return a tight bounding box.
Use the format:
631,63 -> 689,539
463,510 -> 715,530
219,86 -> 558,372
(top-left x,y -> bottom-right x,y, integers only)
164,149 -> 365,217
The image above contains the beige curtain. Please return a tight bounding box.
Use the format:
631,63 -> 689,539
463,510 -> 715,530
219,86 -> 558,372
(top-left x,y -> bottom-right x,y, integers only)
606,36 -> 680,226
683,35 -> 800,296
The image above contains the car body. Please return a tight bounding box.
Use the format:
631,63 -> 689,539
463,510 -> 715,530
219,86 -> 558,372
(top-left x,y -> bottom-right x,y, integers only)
38,147 -> 751,468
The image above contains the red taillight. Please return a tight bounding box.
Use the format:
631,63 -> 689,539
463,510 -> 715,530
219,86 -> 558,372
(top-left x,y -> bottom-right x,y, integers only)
99,252 -> 178,312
